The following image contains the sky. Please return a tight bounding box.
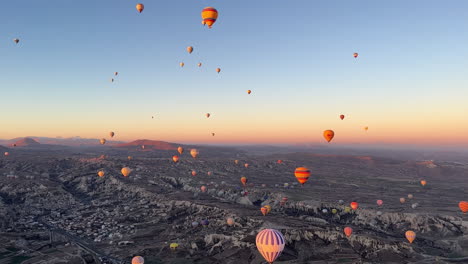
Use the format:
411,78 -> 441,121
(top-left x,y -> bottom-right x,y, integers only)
0,0 -> 467,146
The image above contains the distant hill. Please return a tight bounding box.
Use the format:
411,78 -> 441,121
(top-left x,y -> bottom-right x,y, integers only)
13,137 -> 40,147
0,136 -> 125,147
114,139 -> 177,150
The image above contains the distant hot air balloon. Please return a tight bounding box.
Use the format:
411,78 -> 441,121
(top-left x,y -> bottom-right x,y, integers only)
190,149 -> 199,158
234,160 -> 239,165
98,171 -> 105,177
172,155 -> 179,163
420,180 -> 427,186
377,200 -> 383,206
264,205 -> 272,214
353,52 -> 358,58
277,160 -> 283,164
136,3 -> 144,13
100,138 -> 106,145
110,78 -> 114,83
226,217 -> 235,226
247,90 -> 251,94
4,152 -> 9,156
177,146 -> 184,154
240,177 -> 248,186
109,132 -> 115,138
344,227 -> 353,237
400,197 -> 406,204
198,62 -> 202,67
141,145 -> 145,149
121,167 -> 131,177
323,130 -> 335,143
207,171 -> 212,176
191,170 -> 197,176
128,156 -> 133,160
212,132 -> 215,136
216,68 -> 221,73
180,62 -> 184,67
13,38 -> 19,44
256,229 -> 285,264
206,113 -> 211,118
187,46 -> 193,54
260,207 -> 268,216
405,230 -> 416,243
294,167 -> 311,185
458,201 -> 468,213
340,115 -> 345,120
200,186 -> 207,192
132,256 -> 144,264
114,72 -> 118,76
201,7 -> 218,29
331,208 -> 338,214
244,163 -> 249,168
170,243 -> 179,250
350,202 -> 359,210
364,126 -> 369,131
408,194 -> 414,199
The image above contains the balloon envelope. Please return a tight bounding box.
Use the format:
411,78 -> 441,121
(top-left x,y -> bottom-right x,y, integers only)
132,256 -> 144,264
405,230 -> 416,243
350,202 -> 359,210
136,3 -> 144,13
294,167 -> 311,185
459,201 -> 468,213
344,227 -> 353,237
201,7 -> 219,28
256,229 -> 285,264
121,167 -> 131,177
323,130 -> 335,143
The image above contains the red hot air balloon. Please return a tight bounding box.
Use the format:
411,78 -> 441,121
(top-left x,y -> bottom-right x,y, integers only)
260,207 -> 268,216
344,227 -> 353,237
240,177 -> 248,186
459,201 -> 468,213
377,200 -> 383,206
277,160 -> 283,164
350,202 -> 359,210
191,170 -> 197,176
294,167 -> 311,185
172,155 -> 179,163
200,186 -> 207,193
340,115 -> 345,120
256,229 -> 285,264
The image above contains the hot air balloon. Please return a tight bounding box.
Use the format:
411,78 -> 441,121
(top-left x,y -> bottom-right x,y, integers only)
244,163 -> 249,168
216,68 -> 221,73
211,132 -> 215,136
136,3 -> 144,13
201,7 -> 218,29
294,167 -> 311,185
190,149 -> 199,158
260,207 -> 268,216
170,243 -> 179,250
141,145 -> 145,149
458,201 -> 468,213
340,115 -> 345,120
207,171 -> 212,176
353,52 -> 358,58
198,62 -> 202,67
323,130 -> 335,143
240,177 -> 248,186
408,194 -> 414,199
206,113 -> 211,118
400,197 -> 406,204
331,208 -> 338,214
121,167 -> 131,177
344,207 -> 351,213
405,230 -> 416,243
364,126 -> 369,131
132,256 -> 144,264
277,160 -> 283,164
114,72 -> 118,76
110,78 -> 114,82
256,229 -> 285,264
177,146 -> 184,154
128,156 -> 133,160
13,144 -> 16,147
187,46 -> 193,54
172,155 -> 179,163
344,227 -> 353,237
234,160 -> 239,165
180,62 -> 184,67
13,39 -> 19,44
100,138 -> 106,145
201,186 -> 207,192
420,180 -> 427,186
191,170 -> 197,176
4,152 -> 9,156
350,202 -> 359,210
109,131 -> 115,138
98,171 -> 105,177
264,205 -> 272,214
377,200 -> 383,206
226,217 -> 235,226
191,221 -> 199,228
247,90 -> 251,94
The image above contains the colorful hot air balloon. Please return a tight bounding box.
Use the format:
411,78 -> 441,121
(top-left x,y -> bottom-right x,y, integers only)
121,167 -> 131,177
13,39 -> 19,44
201,7 -> 218,29
180,62 -> 184,67
109,131 -> 115,138
353,52 -> 358,58
420,180 -> 427,186
200,186 -> 207,192
377,200 -> 383,206
264,205 -> 272,214
216,68 -> 221,73
226,217 -> 235,226
172,155 -> 179,163
187,46 -> 193,54
136,3 -> 144,13
247,90 -> 252,94
141,145 -> 145,149
177,146 -> 184,154
170,243 -> 179,250
350,202 -> 359,210
344,227 -> 353,237
323,130 -> 335,143
190,149 -> 199,158
256,229 -> 285,264
340,115 -> 345,120
458,201 -> 468,213
98,171 -> 105,177
132,256 -> 144,264
260,207 -> 268,216
294,167 -> 311,185
191,170 -> 197,176
198,62 -> 202,67
100,138 -> 106,145
240,177 -> 248,186
405,230 -> 416,243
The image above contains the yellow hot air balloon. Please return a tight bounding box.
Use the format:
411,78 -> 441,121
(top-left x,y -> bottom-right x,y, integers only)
187,46 -> 193,54
170,243 -> 179,250
100,138 -> 106,145
121,167 -> 131,177
136,3 -> 144,13
201,7 -> 218,28
264,205 -> 272,214
132,256 -> 144,264
190,149 -> 199,158
109,131 -> 115,138
177,146 -> 184,154
323,130 -> 335,143
216,68 -> 221,73
180,62 -> 184,67
97,171 -> 105,177
405,230 -> 416,243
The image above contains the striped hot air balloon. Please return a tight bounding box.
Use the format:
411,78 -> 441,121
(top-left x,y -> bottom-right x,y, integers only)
201,7 -> 218,28
459,201 -> 468,213
294,167 -> 311,185
405,230 -> 416,243
256,229 -> 285,264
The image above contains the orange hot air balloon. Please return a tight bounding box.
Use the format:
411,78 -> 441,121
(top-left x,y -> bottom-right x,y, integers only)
198,62 -> 202,67
405,230 -> 416,243
420,180 -> 427,186
177,146 -> 184,154
191,170 -> 197,176
100,138 -> 106,145
132,256 -> 144,264
256,229 -> 285,264
323,130 -> 335,143
109,131 -> 115,137
400,197 -> 406,204
264,205 -> 272,214
353,52 -> 358,58
187,46 -> 193,54
294,167 -> 311,185
344,227 -> 353,237
240,176 -> 248,186
244,163 -> 249,168
350,202 -> 359,210
201,7 -> 218,28
128,156 -> 133,160
234,160 -> 239,165
136,3 -> 144,13
180,62 -> 184,67
364,126 -> 369,131
247,90 -> 251,94
458,201 -> 468,213
121,167 -> 131,177
172,155 -> 179,163
216,68 -> 221,73
200,186 -> 207,192
190,149 -> 199,158
340,115 -> 345,120
277,160 -> 283,164
226,217 -> 235,226
260,207 -> 268,216
97,171 -> 105,177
